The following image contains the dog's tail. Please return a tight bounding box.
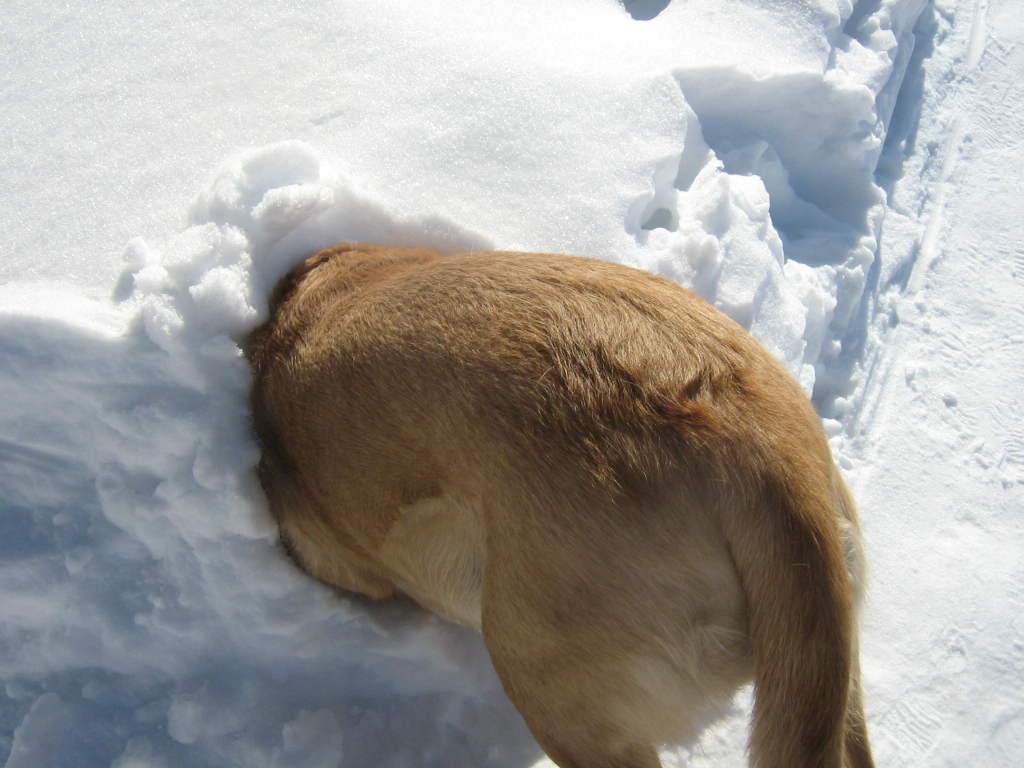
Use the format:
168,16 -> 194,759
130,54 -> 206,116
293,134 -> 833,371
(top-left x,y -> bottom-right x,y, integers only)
718,420 -> 873,768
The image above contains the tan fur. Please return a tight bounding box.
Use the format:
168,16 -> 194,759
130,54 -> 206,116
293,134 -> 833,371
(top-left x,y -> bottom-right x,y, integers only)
247,243 -> 874,768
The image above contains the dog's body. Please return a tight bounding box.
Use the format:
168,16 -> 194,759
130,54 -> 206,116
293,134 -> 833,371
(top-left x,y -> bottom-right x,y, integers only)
247,243 -> 873,768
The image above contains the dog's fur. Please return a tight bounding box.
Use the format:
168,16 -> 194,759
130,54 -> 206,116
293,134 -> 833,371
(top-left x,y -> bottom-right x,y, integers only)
246,243 -> 874,768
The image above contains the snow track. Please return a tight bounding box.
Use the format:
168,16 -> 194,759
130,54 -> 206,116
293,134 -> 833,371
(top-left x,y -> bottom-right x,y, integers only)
849,2 -> 1024,764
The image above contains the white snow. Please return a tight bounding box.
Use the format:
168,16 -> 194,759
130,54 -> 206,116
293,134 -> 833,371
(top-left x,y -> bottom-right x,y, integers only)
1,1 -> 1022,766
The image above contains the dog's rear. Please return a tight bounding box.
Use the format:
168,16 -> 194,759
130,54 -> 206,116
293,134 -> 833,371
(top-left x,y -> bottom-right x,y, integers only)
247,243 -> 874,768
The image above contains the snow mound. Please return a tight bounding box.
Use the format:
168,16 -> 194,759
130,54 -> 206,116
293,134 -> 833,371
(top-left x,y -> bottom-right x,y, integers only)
1,144 -> 537,767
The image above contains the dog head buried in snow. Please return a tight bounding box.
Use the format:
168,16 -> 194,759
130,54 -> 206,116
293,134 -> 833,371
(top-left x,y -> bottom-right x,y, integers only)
246,243 -> 873,768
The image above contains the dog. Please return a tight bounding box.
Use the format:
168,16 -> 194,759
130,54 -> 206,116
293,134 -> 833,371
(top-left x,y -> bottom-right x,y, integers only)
246,243 -> 873,768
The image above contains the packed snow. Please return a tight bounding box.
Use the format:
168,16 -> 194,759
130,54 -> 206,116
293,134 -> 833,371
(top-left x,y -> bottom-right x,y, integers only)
1,1 -> 1021,766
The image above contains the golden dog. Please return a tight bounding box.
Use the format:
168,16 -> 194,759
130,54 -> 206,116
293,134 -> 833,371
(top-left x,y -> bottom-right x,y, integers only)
247,243 -> 873,768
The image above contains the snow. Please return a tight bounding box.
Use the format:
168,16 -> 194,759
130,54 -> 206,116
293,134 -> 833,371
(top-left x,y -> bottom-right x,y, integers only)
1,0 -> 1021,766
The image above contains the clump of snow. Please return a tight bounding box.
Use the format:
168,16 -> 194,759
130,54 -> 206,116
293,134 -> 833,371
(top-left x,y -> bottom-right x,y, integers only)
6,1 -> 1022,767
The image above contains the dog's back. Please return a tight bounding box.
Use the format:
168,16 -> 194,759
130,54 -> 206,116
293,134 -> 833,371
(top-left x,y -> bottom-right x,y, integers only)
247,243 -> 873,768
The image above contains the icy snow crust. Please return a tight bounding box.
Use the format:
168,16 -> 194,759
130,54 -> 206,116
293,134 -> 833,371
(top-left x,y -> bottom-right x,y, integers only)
4,0 -> 1020,766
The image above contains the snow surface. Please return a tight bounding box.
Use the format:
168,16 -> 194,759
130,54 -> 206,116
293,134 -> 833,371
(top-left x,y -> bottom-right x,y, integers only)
1,0 -> 1021,766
